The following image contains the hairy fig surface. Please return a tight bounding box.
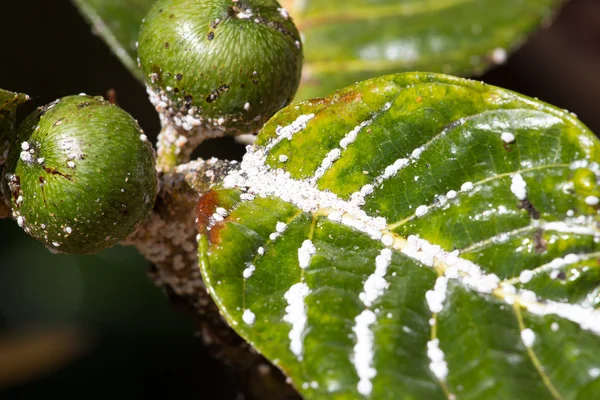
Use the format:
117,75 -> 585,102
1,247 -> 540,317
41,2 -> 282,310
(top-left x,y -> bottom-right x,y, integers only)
3,95 -> 157,254
138,0 -> 303,136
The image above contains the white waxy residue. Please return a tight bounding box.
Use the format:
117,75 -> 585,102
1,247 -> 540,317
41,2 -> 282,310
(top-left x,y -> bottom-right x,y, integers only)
268,114 -> 315,151
243,309 -> 256,325
243,263 -> 256,278
501,132 -> 515,143
427,339 -> 448,380
311,148 -> 341,183
276,222 -> 287,233
236,9 -> 253,19
520,328 -> 535,347
585,196 -> 599,206
359,249 -> 393,307
283,282 -> 311,359
415,205 -> 429,217
461,181 -> 474,192
298,240 -> 316,269
223,143 -> 600,340
519,270 -> 534,284
425,276 -> 448,313
352,309 -> 377,396
491,48 -> 507,64
510,173 -> 527,200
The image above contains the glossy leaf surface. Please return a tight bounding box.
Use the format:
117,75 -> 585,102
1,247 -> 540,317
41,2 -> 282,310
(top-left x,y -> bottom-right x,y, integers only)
72,0 -> 564,103
286,0 -> 563,100
71,0 -> 155,82
199,73 -> 600,399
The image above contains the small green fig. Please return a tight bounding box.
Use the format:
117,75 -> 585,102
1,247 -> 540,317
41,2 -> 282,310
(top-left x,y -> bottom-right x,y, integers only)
138,0 -> 303,136
3,95 -> 158,254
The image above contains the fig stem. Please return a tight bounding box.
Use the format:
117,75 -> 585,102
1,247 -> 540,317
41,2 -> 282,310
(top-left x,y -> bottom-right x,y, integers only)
155,122 -> 227,171
125,157 -> 300,399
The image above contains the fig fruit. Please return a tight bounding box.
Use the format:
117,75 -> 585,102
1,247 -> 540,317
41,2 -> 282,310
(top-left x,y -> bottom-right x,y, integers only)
3,95 -> 157,254
138,0 -> 303,136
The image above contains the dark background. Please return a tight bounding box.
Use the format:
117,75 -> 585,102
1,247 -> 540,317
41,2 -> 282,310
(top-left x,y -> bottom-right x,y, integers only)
0,0 -> 599,398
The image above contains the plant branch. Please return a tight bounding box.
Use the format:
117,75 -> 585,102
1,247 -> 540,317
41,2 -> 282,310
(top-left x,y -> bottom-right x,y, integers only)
124,157 -> 300,400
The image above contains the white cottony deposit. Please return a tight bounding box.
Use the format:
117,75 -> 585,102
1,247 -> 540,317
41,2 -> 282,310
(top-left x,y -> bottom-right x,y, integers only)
510,173 -> 527,200
224,140 -> 600,346
585,196 -> 599,206
519,270 -> 534,284
223,147 -> 388,240
461,182 -> 474,192
353,310 -> 377,395
298,240 -> 316,269
359,249 -> 393,307
520,328 -> 535,347
311,148 -> 341,183
283,282 -> 311,359
415,205 -> 429,217
402,236 -> 500,294
243,309 -> 256,325
427,339 -> 448,380
276,222 -> 287,233
501,132 -> 515,143
426,276 -> 448,313
268,114 -> 314,151
243,263 -> 256,278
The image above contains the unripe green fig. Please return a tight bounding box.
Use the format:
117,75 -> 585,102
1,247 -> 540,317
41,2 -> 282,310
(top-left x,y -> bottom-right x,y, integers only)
3,95 -> 158,254
138,0 -> 303,136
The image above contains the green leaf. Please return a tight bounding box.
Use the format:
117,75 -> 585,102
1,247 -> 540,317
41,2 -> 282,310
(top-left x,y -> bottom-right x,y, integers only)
198,73 -> 600,399
71,0 -> 156,83
289,0 -> 563,100
0,88 -> 29,165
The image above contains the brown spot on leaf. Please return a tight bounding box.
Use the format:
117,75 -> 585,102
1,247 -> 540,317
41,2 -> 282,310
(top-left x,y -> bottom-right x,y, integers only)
518,199 -> 540,219
503,142 -> 513,152
533,229 -> 547,253
196,191 -> 224,244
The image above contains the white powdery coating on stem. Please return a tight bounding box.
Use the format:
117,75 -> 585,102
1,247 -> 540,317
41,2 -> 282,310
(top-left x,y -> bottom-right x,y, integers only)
268,114 -> 315,151
243,309 -> 256,325
298,240 -> 317,269
359,248 -> 393,307
427,339 -> 448,380
352,309 -> 377,396
520,328 -> 535,347
510,173 -> 527,200
426,276 -> 448,313
283,282 -> 311,359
